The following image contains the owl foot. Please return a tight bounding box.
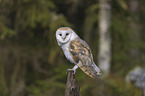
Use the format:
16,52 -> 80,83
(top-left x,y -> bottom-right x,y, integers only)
67,69 -> 76,74
67,65 -> 78,74
97,72 -> 102,76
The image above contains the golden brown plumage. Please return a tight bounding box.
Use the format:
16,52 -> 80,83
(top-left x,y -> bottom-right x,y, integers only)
69,37 -> 101,78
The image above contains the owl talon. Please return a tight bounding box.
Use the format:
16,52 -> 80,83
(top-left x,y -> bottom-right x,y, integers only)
97,72 -> 102,76
67,69 -> 76,74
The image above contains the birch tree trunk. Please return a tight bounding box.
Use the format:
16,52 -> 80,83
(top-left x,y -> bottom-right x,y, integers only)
98,0 -> 111,75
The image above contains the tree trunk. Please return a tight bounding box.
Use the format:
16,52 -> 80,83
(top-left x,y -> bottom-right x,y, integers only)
98,0 -> 112,75
10,54 -> 26,96
0,59 -> 8,96
65,70 -> 81,96
128,0 -> 141,60
143,89 -> 145,96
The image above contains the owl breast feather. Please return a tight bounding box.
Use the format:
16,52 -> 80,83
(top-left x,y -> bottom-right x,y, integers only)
61,42 -> 77,64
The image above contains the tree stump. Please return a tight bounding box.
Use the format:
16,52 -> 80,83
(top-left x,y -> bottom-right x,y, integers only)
65,70 -> 81,96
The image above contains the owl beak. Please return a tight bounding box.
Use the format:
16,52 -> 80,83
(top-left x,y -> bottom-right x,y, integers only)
62,36 -> 66,40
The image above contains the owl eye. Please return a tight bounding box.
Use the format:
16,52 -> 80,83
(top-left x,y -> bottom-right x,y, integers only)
66,33 -> 69,36
59,34 -> 62,36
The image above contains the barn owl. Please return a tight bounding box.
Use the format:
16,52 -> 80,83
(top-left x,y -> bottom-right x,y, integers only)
56,27 -> 102,78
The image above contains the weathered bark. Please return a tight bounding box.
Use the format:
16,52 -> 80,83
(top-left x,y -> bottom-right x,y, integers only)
65,70 -> 81,96
98,0 -> 112,75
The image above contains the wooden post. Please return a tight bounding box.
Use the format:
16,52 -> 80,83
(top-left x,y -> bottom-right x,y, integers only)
65,70 -> 81,96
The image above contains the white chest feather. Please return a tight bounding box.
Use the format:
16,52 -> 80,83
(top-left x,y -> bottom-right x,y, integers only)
61,42 -> 76,64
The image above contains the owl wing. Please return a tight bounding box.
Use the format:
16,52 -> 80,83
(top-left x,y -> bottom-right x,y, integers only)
69,37 -> 101,78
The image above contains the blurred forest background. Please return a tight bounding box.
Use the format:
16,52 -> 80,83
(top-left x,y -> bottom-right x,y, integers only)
0,0 -> 145,96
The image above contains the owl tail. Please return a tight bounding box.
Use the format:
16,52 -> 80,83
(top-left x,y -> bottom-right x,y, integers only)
93,62 -> 102,76
77,61 -> 102,79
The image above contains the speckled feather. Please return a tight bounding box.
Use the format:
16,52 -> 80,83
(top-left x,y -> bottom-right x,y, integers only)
69,37 -> 101,78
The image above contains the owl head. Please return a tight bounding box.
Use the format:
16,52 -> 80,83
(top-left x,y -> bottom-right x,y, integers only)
56,27 -> 77,45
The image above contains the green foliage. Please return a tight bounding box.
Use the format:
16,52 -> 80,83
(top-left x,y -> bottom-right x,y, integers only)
0,0 -> 71,41
104,76 -> 141,96
84,4 -> 99,31
27,79 -> 65,96
0,16 -> 15,39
